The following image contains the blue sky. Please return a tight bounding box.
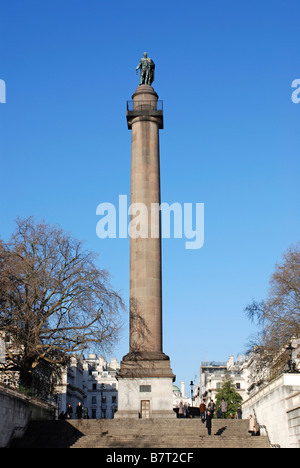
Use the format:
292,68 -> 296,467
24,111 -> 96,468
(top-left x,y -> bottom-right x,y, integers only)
0,0 -> 299,393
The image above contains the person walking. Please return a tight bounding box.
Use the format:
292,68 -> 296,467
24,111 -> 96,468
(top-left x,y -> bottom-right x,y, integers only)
76,402 -> 83,420
237,406 -> 243,419
248,414 -> 257,436
66,403 -> 73,420
199,401 -> 206,423
206,410 -> 213,436
178,401 -> 184,418
207,400 -> 215,418
184,403 -> 190,419
220,398 -> 227,419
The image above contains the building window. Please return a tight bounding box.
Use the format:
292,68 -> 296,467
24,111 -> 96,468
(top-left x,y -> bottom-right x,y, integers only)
92,396 -> 97,404
92,383 -> 97,390
140,385 -> 151,392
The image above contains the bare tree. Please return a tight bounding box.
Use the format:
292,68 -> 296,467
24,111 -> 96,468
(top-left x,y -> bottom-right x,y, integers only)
0,217 -> 125,391
245,243 -> 300,365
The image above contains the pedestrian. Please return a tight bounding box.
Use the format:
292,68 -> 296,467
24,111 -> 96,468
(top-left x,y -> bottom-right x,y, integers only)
66,403 -> 73,420
199,401 -> 206,423
206,410 -> 213,436
248,415 -> 257,436
76,402 -> 83,420
207,400 -> 215,417
184,403 -> 190,419
178,401 -> 184,418
220,398 -> 227,419
237,407 -> 243,419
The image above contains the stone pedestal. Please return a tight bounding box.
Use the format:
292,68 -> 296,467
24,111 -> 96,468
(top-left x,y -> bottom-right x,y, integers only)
116,377 -> 175,419
115,85 -> 175,419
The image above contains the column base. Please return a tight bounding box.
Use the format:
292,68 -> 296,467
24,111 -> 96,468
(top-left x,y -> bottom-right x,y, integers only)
118,351 -> 175,379
115,354 -> 176,419
114,376 -> 176,420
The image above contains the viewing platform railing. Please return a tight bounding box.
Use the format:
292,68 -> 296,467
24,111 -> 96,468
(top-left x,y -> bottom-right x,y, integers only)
126,100 -> 163,112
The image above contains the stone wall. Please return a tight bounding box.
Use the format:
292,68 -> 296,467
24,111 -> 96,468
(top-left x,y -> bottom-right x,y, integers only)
286,391 -> 300,448
0,383 -> 54,447
242,374 -> 300,448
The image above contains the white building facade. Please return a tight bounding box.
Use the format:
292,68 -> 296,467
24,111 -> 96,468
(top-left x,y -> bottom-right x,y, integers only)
195,355 -> 249,407
84,354 -> 119,419
56,355 -> 86,418
56,354 -> 120,419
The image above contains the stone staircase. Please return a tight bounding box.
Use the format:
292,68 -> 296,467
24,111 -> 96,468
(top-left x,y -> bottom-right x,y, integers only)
10,418 -> 271,448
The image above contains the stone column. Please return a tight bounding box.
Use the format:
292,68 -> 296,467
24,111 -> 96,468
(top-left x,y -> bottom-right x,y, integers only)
129,84 -> 163,358
115,85 -> 175,419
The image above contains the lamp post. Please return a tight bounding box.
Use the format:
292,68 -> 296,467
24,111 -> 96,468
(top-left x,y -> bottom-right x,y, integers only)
285,343 -> 297,373
190,381 -> 194,408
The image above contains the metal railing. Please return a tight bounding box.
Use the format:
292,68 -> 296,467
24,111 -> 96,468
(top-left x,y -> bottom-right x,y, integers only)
252,408 -> 279,448
127,100 -> 163,112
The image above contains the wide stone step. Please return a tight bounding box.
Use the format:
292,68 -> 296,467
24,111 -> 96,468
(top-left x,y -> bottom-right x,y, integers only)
10,419 -> 270,449
71,435 -> 270,449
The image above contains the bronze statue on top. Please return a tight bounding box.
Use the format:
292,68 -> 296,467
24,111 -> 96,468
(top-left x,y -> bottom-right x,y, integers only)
136,52 -> 155,86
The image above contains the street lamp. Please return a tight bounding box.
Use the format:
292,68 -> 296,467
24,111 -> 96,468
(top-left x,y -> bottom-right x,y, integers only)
285,343 -> 297,373
190,381 -> 194,407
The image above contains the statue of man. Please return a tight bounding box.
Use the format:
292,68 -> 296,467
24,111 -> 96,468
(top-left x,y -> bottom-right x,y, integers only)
136,52 -> 155,86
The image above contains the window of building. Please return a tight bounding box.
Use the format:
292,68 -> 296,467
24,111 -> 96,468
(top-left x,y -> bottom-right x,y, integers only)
140,385 -> 151,392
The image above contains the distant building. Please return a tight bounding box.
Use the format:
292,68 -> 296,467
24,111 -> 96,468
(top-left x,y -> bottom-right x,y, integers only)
83,354 -> 119,419
55,355 -> 86,417
172,382 -> 189,408
194,354 -> 249,406
56,354 -> 120,419
243,337 -> 300,396
194,341 -> 300,410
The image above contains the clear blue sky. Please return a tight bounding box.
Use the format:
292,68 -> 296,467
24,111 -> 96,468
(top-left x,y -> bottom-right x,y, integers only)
1,0 -> 299,393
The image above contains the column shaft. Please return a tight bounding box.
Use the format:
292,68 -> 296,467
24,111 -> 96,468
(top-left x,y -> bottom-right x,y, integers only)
130,115 -> 162,355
